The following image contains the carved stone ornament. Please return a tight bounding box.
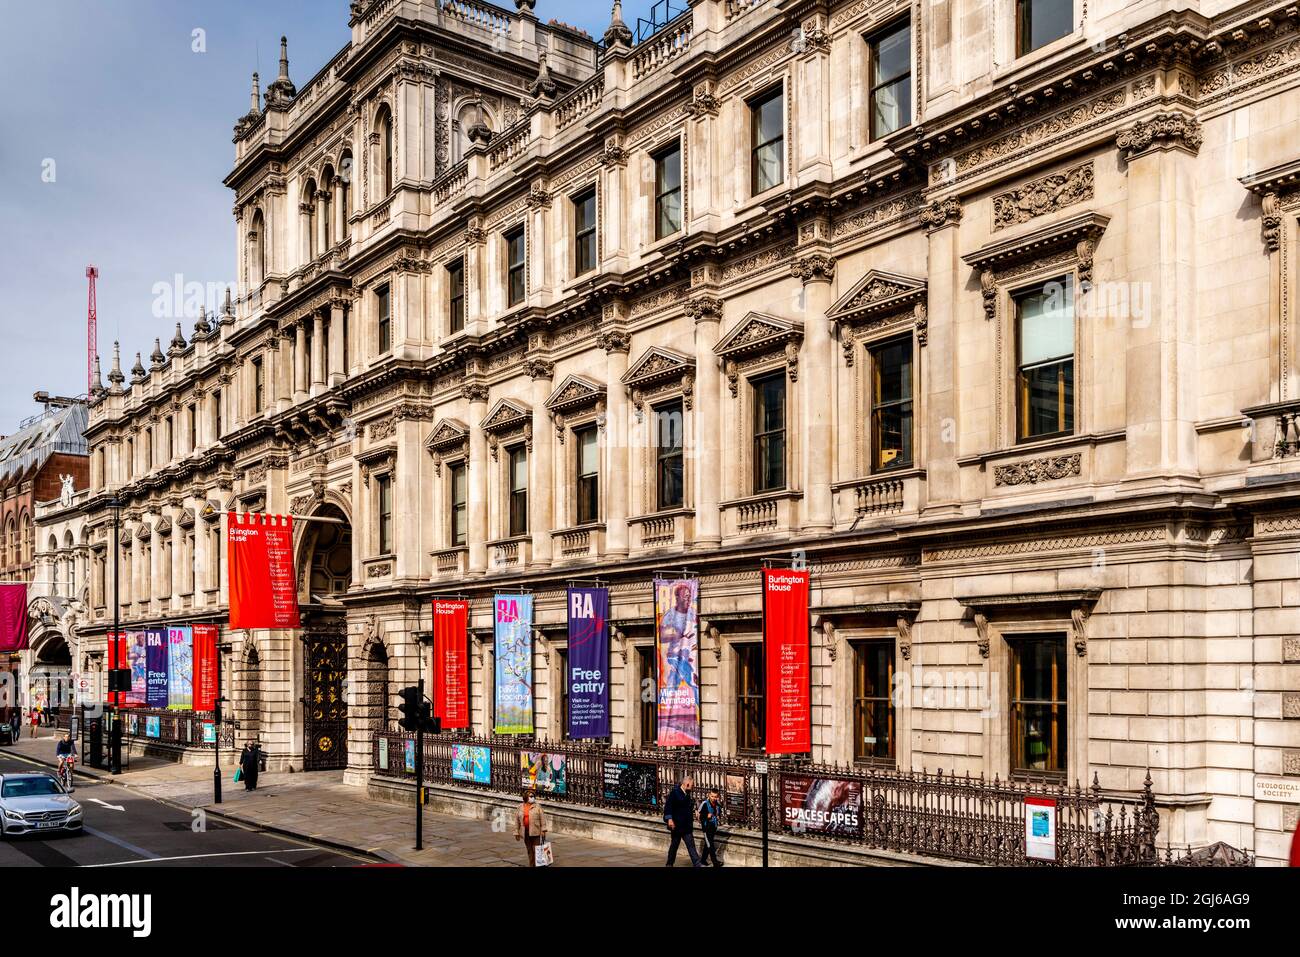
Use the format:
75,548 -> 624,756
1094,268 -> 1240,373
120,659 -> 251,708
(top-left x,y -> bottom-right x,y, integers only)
683,295 -> 723,322
993,453 -> 1082,486
993,162 -> 1094,231
1116,112 -> 1203,161
919,197 -> 963,231
790,254 -> 836,283
545,373 -> 607,416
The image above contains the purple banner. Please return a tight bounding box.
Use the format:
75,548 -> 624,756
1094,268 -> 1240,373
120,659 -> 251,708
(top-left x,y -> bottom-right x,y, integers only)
566,587 -> 610,739
144,629 -> 169,709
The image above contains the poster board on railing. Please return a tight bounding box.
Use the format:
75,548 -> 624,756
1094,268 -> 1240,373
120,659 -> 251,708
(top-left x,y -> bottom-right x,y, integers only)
1025,796 -> 1057,861
521,751 -> 567,794
493,594 -> 534,735
780,774 -> 863,838
432,599 -> 470,729
452,744 -> 491,784
654,577 -> 700,747
602,760 -> 658,807
762,568 -> 811,755
566,587 -> 609,739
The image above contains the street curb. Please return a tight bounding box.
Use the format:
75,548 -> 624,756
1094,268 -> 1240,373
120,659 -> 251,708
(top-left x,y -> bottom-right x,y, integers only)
9,748 -> 383,864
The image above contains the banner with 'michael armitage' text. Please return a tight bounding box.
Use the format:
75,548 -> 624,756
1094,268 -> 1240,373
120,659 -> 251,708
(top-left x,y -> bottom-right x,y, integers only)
566,587 -> 609,739
432,600 -> 470,729
227,512 -> 300,630
763,568 -> 811,755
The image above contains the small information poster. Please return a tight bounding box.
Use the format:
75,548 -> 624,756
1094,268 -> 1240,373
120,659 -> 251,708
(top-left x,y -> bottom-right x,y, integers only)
1025,796 -> 1057,861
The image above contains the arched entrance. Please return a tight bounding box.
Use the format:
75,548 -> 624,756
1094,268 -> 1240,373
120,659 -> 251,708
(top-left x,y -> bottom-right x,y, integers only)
298,503 -> 351,771
237,645 -> 261,741
29,633 -> 72,721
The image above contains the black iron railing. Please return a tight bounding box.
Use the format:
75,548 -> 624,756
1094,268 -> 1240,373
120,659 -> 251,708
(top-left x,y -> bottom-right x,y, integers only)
370,732 -> 1211,866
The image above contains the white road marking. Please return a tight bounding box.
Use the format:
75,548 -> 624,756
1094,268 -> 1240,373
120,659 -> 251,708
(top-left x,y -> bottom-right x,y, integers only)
83,848 -> 323,866
86,798 -> 125,811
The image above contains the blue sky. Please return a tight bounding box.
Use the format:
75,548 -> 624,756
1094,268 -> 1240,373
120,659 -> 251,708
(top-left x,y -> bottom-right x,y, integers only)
0,0 -> 661,422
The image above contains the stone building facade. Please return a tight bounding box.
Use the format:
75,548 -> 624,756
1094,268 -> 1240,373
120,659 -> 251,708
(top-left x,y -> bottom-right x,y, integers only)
78,0 -> 1300,863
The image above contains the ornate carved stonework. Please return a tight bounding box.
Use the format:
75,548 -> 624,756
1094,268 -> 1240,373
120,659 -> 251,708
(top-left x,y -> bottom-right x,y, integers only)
993,453 -> 1082,486
596,330 -> 631,354
684,295 -> 723,322
1116,112 -> 1203,161
790,254 -> 836,283
993,162 -> 1094,231
919,197 -> 963,231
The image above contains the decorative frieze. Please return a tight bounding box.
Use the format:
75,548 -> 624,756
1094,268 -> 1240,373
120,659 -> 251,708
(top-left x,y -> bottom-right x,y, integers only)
1116,112 -> 1203,160
993,163 -> 1094,231
993,453 -> 1083,486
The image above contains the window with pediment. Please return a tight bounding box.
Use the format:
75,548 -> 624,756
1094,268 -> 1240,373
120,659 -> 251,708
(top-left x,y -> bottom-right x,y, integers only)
426,417 -> 470,549
480,397 -> 532,540
623,346 -> 695,516
546,374 -> 607,529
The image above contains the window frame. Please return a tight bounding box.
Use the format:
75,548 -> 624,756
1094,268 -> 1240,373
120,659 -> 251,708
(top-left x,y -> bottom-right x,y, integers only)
653,141 -> 683,240
867,17 -> 913,141
1015,0 -> 1074,58
575,424 -> 600,526
1007,632 -> 1068,782
376,284 -> 392,356
636,644 -> 657,749
447,258 -> 465,334
1013,277 -> 1075,442
851,639 -> 897,765
572,187 -> 598,277
506,443 -> 529,538
748,85 -> 785,196
252,357 -> 265,414
448,459 -> 468,547
376,472 -> 394,556
735,642 -> 765,754
653,399 -> 685,511
505,226 -> 526,309
869,335 -> 915,473
751,371 -> 787,493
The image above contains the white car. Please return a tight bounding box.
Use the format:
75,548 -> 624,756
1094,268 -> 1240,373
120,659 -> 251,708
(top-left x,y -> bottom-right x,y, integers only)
0,773 -> 84,837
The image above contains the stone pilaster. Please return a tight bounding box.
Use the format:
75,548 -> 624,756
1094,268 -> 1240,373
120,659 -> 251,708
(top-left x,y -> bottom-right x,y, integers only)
687,293 -> 724,546
528,359 -> 554,567
600,320 -> 631,557
792,252 -> 836,530
465,383 -> 489,574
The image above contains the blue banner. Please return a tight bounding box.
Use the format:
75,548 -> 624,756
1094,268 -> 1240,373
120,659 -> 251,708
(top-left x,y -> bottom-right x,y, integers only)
567,587 -> 610,739
145,629 -> 169,709
167,626 -> 194,711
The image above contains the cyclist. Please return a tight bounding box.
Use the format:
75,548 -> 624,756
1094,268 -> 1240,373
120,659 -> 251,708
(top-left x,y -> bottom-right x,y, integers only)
55,731 -> 77,791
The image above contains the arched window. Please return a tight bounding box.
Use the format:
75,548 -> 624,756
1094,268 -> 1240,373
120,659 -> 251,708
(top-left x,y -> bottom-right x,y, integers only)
338,151 -> 352,232
364,640 -> 392,735
20,513 -> 32,565
320,164 -> 334,250
249,209 -> 265,287
303,178 -> 317,261
375,105 -> 393,195
5,517 -> 15,567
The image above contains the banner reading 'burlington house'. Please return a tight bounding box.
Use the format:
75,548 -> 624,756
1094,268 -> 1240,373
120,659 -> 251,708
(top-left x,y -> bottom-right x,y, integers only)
494,594 -> 534,735
655,578 -> 701,747
432,599 -> 470,729
566,587 -> 609,739
763,568 -> 811,754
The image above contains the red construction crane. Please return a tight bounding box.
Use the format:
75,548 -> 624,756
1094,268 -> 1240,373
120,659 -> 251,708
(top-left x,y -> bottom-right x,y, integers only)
86,265 -> 98,394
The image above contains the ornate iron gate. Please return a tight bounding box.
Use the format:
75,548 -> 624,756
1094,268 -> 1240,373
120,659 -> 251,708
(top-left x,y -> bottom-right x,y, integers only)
303,628 -> 348,771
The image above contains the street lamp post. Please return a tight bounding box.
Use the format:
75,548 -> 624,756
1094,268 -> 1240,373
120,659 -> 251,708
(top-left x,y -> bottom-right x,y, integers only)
213,643 -> 231,804
108,497 -> 122,776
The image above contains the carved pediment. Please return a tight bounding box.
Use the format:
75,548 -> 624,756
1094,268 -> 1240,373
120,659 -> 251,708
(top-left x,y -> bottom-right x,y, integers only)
545,373 -> 606,415
175,508 -> 196,529
425,417 -> 469,455
827,270 -> 927,326
713,312 -> 803,361
622,346 -> 695,390
480,397 -> 532,435
200,500 -> 223,522
962,211 -> 1109,276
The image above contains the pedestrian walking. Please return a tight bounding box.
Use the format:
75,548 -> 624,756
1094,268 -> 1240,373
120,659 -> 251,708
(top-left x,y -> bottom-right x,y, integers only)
29,708 -> 38,732
663,773 -> 701,867
698,788 -> 723,866
9,710 -> 19,741
238,739 -> 261,791
514,789 -> 549,867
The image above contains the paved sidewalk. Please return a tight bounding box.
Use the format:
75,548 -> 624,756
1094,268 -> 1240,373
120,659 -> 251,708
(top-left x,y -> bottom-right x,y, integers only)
4,736 -> 668,867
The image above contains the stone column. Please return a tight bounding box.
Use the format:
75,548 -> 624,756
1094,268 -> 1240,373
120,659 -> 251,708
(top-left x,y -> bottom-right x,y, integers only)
528,360 -> 554,568
294,322 -> 307,401
328,301 -> 345,387
920,198 -> 963,512
311,313 -> 325,392
465,384 -> 489,574
792,253 -> 836,531
600,325 -> 631,557
277,331 -> 293,409
687,295 -> 723,547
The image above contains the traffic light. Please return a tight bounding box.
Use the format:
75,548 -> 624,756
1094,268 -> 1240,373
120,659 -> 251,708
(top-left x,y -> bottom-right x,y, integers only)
398,685 -> 421,732
419,701 -> 441,735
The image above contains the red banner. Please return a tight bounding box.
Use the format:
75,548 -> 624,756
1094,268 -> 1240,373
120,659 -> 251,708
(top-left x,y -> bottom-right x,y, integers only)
227,512 -> 300,630
432,600 -> 470,729
0,584 -> 27,652
763,568 -> 811,755
192,624 -> 219,713
106,631 -> 126,706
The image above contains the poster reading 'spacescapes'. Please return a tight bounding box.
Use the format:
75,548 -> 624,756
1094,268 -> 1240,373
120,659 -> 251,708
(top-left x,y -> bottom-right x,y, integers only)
493,593 -> 534,734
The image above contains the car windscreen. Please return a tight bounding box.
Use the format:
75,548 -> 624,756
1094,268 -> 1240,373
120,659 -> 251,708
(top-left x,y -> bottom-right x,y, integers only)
1,777 -> 62,798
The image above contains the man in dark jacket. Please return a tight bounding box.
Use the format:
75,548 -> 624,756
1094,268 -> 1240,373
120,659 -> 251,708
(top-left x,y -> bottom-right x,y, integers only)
663,773 -> 701,867
698,788 -> 723,866
239,739 -> 261,792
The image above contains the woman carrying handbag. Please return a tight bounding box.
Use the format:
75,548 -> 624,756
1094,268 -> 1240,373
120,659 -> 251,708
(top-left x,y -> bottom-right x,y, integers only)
514,789 -> 551,867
